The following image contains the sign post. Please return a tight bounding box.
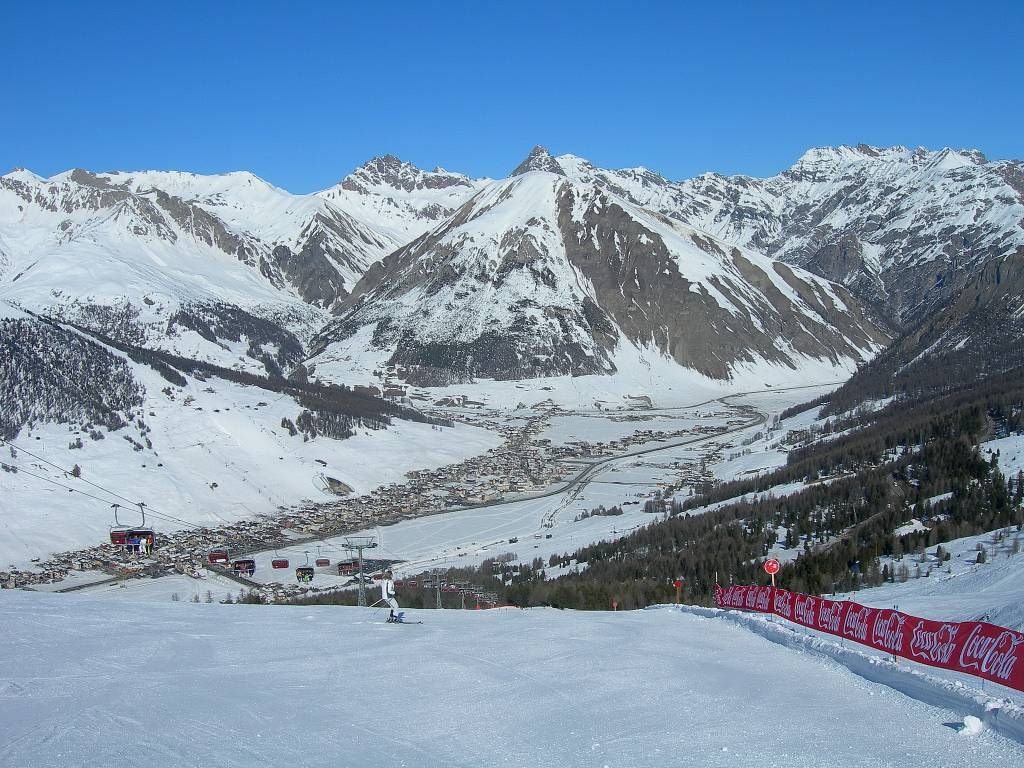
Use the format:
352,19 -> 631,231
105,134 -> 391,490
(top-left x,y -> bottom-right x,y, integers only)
763,558 -> 780,587
673,578 -> 683,604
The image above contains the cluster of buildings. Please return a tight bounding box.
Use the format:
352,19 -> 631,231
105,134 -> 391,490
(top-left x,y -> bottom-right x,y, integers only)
2,408 -> 739,592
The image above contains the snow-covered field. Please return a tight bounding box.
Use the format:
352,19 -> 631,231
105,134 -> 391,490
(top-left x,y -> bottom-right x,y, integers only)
984,434 -> 1024,478
540,410 -> 721,446
0,359 -> 501,569
837,528 -> 1024,631
2,591 -> 1022,768
56,385 -> 830,594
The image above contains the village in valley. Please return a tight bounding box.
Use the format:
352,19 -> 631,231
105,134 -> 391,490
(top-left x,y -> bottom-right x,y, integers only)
0,395 -> 750,599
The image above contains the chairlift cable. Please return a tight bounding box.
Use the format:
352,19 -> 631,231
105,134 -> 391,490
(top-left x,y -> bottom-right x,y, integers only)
1,446 -> 202,531
3,462 -> 135,508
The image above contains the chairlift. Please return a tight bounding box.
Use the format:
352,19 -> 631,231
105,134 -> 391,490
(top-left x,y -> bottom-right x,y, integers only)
271,548 -> 289,569
232,559 -> 256,576
109,502 -> 130,547
315,558 -> 330,567
296,551 -> 315,583
208,547 -> 231,565
109,503 -> 155,554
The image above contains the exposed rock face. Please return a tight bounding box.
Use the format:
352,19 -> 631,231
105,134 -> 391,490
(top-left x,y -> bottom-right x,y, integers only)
511,146 -> 566,177
4,143 -> 1021,396
555,186 -> 886,379
312,172 -> 888,385
555,146 -> 1024,328
341,155 -> 476,194
324,156 -> 488,238
827,246 -> 1024,410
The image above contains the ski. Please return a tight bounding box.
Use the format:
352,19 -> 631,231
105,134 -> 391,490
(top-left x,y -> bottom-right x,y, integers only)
385,612 -> 422,624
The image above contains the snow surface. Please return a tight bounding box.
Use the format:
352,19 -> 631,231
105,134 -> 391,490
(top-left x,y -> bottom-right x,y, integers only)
220,387 -> 840,585
2,591 -> 1023,767
0,357 -> 501,569
983,434 -> 1024,479
837,528 -> 1024,631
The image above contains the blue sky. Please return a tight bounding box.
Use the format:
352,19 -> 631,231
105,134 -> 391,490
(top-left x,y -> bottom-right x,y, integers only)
2,1 -> 1021,191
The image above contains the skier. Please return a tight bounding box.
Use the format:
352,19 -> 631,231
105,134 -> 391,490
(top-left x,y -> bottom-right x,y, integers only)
381,568 -> 400,622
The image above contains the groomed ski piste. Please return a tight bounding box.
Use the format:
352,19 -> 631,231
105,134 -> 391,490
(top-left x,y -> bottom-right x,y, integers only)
3,392 -> 1024,765
2,588 -> 1023,768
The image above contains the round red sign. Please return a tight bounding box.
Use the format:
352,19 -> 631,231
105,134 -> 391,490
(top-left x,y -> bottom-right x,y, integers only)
672,579 -> 682,589
763,559 -> 781,575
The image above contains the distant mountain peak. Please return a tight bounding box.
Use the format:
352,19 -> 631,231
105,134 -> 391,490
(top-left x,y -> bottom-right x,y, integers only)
341,154 -> 473,194
787,144 -> 990,176
352,154 -> 418,183
511,145 -> 565,177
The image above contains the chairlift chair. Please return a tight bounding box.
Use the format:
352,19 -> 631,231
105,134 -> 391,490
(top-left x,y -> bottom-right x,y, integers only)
208,548 -> 231,565
271,548 -> 289,569
232,559 -> 256,576
110,503 -> 155,554
296,551 -> 315,583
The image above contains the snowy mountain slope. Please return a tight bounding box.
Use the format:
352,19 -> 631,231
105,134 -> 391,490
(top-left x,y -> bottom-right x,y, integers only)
821,244 -> 1024,405
0,314 -> 501,569
2,592 -> 1022,767
0,166 -> 397,313
839,526 -> 1024,632
0,167 -> 335,376
555,144 -> 1024,324
311,167 -> 889,386
0,155 -> 492,374
319,154 -> 490,242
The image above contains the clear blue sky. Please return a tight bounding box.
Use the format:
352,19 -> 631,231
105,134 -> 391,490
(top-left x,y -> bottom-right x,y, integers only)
2,1 -> 1021,192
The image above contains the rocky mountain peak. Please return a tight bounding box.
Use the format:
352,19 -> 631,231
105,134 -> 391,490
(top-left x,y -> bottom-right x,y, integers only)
341,154 -> 472,194
511,145 -> 565,177
350,154 -> 418,186
67,168 -> 119,189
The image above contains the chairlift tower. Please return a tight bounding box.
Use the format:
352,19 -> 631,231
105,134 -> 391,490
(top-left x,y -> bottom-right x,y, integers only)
434,568 -> 443,610
342,536 -> 377,606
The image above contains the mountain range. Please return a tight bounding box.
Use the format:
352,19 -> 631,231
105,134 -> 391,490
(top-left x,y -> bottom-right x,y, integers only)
2,143 -> 1023,410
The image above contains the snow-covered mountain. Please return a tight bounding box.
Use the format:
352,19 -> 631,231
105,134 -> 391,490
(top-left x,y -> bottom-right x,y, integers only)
5,141 -> 1022,412
311,165 -> 889,385
825,242 -> 1024,409
319,154 -> 491,241
554,144 -> 1024,324
0,157 -> 492,372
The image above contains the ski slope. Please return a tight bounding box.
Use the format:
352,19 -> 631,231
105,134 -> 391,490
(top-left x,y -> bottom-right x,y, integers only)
838,527 -> 1024,631
1,591 -> 1022,767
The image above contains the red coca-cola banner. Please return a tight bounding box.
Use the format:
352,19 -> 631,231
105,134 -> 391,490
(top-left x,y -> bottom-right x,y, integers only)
713,584 -> 1024,692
